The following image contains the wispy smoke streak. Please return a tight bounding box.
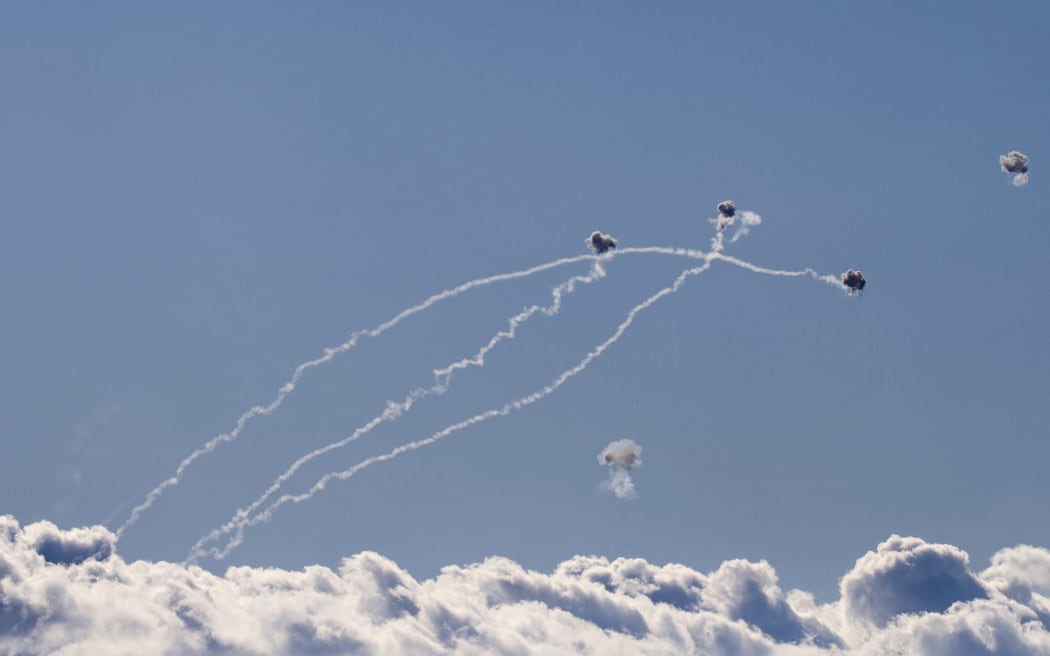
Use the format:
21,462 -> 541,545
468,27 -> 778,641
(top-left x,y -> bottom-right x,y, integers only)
184,261 -> 609,563
197,249 -> 842,561
711,252 -> 844,288
127,246 -> 708,540
206,257 -> 733,560
186,248 -> 712,562
117,253 -> 604,538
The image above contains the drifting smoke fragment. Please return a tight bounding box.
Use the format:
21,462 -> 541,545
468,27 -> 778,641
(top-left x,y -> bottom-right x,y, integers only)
841,269 -> 866,293
587,231 -> 618,254
1000,150 -> 1030,187
598,439 -> 642,499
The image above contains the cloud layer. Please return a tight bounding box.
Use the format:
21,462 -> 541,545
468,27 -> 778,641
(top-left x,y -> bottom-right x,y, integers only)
3,517 -> 1050,655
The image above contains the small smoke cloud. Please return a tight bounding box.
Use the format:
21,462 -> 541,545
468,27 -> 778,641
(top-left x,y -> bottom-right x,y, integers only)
1000,150 -> 1030,187
841,269 -> 866,293
598,439 -> 642,499
586,231 -> 618,254
717,200 -> 736,218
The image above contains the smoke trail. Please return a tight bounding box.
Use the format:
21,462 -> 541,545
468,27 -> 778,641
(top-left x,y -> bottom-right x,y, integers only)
187,247 -> 709,562
711,252 -> 844,288
124,245 -> 711,539
195,249 -> 845,561
183,260 -> 609,563
201,257 -> 724,561
116,253 -> 605,538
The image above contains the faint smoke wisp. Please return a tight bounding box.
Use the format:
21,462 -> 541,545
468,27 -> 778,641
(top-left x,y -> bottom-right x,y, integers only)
598,439 -> 642,499
1000,150 -> 1030,187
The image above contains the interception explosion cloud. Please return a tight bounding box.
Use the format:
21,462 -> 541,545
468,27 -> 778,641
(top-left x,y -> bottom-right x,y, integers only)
598,439 -> 642,499
999,150 -> 1030,187
841,269 -> 866,293
587,231 -> 618,254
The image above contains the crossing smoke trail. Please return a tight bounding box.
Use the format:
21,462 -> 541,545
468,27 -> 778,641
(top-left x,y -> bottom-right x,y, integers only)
116,252 -> 606,538
120,247 -> 713,539
183,259 -> 610,562
197,251 -> 839,562
195,259 -> 712,561
186,246 -> 712,562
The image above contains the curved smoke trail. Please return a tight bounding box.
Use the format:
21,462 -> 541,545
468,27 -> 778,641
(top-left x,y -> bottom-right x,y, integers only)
200,257 -> 725,561
193,249 -> 844,561
184,259 -> 609,562
116,253 -> 604,537
119,247 -> 707,538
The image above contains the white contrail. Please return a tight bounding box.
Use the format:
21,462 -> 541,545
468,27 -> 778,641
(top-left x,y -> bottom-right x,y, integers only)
120,246 -> 709,539
183,260 -> 610,563
711,252 -> 844,287
200,257 -> 722,561
195,249 -> 847,562
116,253 -> 601,537
185,247 -> 711,561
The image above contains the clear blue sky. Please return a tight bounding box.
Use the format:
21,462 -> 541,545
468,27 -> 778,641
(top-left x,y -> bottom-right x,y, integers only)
2,1 -> 1048,605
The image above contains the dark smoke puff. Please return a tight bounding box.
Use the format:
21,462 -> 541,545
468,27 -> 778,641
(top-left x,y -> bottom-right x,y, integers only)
717,200 -> 736,218
587,231 -> 618,254
841,269 -> 866,293
1000,151 -> 1029,174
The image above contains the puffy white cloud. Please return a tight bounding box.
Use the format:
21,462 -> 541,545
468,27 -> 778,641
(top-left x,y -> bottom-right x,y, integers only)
3,516 -> 1050,655
840,535 -> 989,628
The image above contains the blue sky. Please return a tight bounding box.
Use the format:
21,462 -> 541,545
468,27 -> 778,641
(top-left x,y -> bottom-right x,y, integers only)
2,3 -> 1049,650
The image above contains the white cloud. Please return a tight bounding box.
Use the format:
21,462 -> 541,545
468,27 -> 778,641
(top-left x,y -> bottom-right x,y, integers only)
3,516 -> 1050,654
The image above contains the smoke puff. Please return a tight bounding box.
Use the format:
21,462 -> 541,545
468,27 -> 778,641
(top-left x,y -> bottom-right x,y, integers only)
5,517 -> 1050,654
587,231 -> 618,254
599,439 -> 642,469
717,200 -> 736,218
1000,151 -> 1029,174
841,269 -> 866,293
598,439 -> 642,499
1000,151 -> 1030,187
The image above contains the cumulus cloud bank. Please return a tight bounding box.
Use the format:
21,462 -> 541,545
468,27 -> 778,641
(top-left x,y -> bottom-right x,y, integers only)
598,439 -> 642,499
708,201 -> 763,252
4,517 -> 1050,655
